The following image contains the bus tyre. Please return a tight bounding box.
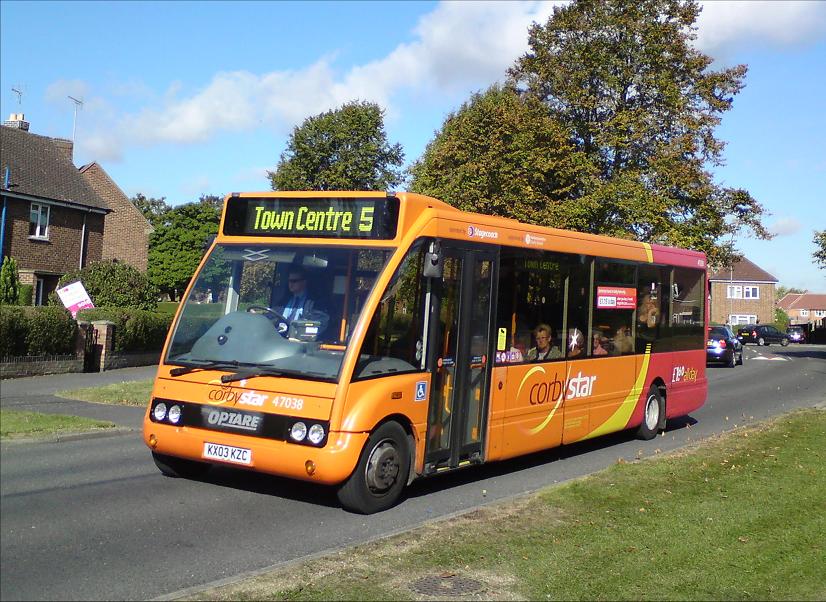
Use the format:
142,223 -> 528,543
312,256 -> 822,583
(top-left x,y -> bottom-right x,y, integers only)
637,386 -> 663,441
337,421 -> 410,514
152,451 -> 210,479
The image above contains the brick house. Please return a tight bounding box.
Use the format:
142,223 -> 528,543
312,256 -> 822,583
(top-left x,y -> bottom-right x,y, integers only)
80,162 -> 152,271
777,293 -> 826,326
708,257 -> 778,326
1,115 -> 151,304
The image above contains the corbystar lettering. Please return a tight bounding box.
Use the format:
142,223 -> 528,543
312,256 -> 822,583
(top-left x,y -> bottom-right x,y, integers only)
207,409 -> 261,431
238,391 -> 268,407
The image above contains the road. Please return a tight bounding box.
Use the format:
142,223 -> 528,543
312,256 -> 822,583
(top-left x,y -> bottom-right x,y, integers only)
1,345 -> 824,600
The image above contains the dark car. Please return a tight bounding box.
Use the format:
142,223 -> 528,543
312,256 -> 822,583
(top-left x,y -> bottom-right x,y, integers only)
737,324 -> 789,346
707,325 -> 743,367
786,325 -> 806,344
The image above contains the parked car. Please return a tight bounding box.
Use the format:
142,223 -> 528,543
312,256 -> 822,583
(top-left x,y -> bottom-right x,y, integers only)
737,324 -> 789,346
786,325 -> 806,344
707,326 -> 744,367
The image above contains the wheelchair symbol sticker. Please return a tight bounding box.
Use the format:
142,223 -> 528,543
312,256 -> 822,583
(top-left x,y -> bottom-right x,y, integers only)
415,381 -> 427,402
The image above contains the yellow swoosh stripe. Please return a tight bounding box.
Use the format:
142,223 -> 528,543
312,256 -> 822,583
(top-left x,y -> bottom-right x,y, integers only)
643,242 -> 653,263
529,363 -> 573,436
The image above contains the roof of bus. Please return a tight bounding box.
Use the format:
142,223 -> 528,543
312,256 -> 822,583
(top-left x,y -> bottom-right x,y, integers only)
223,191 -> 706,269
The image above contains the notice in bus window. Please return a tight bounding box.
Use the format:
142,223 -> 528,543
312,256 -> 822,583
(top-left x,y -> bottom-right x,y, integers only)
596,286 -> 637,309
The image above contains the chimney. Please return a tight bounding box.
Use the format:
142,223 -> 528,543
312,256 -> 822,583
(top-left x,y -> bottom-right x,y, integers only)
53,138 -> 74,161
3,113 -> 30,131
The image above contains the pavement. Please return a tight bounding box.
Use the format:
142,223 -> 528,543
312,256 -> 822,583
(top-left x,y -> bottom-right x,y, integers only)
0,365 -> 158,431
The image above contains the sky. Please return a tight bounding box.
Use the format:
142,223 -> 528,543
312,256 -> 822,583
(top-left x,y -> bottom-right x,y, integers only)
1,0 -> 824,290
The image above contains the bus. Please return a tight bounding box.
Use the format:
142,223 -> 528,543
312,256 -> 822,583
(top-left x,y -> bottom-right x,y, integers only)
143,191 -> 707,513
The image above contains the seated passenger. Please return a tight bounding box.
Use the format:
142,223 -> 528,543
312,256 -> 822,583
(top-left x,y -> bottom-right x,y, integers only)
592,333 -> 609,356
612,325 -> 634,355
527,324 -> 562,361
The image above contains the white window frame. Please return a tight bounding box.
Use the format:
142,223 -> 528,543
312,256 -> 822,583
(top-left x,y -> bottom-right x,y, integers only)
729,314 -> 757,325
814,310 -> 826,317
29,203 -> 50,239
800,309 -> 809,317
726,285 -> 742,299
743,286 -> 759,299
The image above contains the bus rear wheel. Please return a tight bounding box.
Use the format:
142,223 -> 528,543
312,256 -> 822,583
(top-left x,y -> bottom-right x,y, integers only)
152,451 -> 210,479
637,386 -> 664,440
337,421 -> 410,514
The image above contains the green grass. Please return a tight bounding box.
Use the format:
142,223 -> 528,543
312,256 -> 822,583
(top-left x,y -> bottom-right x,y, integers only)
1,409 -> 116,439
57,380 -> 153,407
156,301 -> 180,315
190,409 -> 826,601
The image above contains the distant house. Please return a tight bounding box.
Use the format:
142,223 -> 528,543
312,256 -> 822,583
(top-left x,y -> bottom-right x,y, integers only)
777,293 -> 826,326
708,257 -> 778,326
1,114 -> 151,305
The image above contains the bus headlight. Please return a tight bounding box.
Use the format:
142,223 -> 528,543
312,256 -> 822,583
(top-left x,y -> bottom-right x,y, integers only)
308,423 -> 325,445
153,402 -> 167,422
168,404 -> 182,424
290,421 -> 307,442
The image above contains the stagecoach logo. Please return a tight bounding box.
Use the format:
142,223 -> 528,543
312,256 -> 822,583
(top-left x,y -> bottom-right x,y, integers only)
467,226 -> 499,240
524,233 -> 546,246
206,409 -> 262,432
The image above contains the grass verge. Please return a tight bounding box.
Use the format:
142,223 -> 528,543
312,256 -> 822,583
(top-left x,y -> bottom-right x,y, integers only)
57,379 -> 153,407
189,409 -> 826,601
1,409 -> 116,440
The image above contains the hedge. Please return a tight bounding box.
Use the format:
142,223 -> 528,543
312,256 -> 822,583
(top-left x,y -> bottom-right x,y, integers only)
0,305 -> 77,357
77,307 -> 173,353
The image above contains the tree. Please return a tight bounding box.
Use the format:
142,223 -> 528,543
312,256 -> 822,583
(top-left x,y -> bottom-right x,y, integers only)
776,285 -> 807,302
54,261 -> 158,310
814,230 -> 826,270
198,194 -> 224,212
505,0 -> 770,266
774,307 -> 790,331
269,101 -> 404,191
410,85 -> 594,228
0,256 -> 20,304
131,193 -> 171,229
147,201 -> 221,300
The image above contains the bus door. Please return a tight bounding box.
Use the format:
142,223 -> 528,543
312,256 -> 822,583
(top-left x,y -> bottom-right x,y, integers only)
424,242 -> 496,472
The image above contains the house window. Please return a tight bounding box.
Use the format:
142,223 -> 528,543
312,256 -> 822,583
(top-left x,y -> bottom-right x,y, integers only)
814,310 -> 826,317
29,203 -> 50,238
726,285 -> 742,299
726,285 -> 758,299
800,309 -> 809,317
729,314 -> 757,325
743,286 -> 759,299
34,276 -> 45,306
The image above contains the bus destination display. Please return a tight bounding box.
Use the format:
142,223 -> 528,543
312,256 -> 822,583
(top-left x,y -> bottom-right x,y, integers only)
223,197 -> 399,239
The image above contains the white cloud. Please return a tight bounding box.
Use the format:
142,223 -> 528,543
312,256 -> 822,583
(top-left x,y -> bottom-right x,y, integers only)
696,1 -> 826,57
769,217 -> 803,237
68,0 -> 826,162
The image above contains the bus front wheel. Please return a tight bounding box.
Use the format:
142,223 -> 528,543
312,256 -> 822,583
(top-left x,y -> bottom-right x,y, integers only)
637,386 -> 664,440
337,421 -> 410,514
152,451 -> 210,479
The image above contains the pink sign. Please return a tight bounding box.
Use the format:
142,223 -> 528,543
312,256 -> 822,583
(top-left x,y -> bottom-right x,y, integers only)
596,286 -> 637,310
56,281 -> 95,318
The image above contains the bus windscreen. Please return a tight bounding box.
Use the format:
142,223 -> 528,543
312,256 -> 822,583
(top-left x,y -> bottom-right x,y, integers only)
223,197 -> 400,239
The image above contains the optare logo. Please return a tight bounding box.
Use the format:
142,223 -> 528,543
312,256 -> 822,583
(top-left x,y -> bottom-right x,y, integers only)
206,409 -> 261,432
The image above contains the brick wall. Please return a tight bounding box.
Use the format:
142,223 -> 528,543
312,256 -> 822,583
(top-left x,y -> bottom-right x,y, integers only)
710,281 -> 776,324
81,163 -> 152,272
3,197 -> 105,274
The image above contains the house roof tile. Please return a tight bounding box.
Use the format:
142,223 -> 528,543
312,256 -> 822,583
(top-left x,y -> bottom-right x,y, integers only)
779,293 -> 826,311
708,257 -> 778,283
0,125 -> 109,211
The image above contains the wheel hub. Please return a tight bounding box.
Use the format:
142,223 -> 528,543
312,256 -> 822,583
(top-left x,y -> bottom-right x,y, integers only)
645,395 -> 659,430
365,441 -> 400,493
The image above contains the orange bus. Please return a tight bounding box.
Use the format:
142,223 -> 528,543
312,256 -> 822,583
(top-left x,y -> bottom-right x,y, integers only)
143,191 -> 707,513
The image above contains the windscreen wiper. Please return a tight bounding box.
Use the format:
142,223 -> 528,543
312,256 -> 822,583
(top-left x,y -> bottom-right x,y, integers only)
168,360 -> 243,377
220,367 -> 286,384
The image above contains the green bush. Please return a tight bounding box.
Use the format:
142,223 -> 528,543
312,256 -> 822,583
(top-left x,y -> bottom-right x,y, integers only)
0,256 -> 20,304
17,284 -> 33,306
78,307 -> 172,353
0,306 -> 76,357
53,261 -> 158,310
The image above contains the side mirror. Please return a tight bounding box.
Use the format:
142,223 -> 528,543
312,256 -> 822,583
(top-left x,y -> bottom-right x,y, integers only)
423,240 -> 443,278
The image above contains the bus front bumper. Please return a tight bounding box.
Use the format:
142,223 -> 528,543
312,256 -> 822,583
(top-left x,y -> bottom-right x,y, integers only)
143,421 -> 368,485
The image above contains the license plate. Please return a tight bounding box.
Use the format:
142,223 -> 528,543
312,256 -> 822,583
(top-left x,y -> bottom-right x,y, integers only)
203,442 -> 252,466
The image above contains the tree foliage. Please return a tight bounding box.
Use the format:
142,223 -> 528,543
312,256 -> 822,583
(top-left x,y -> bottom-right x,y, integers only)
410,86 -> 594,228
414,0 -> 770,268
131,193 -> 171,229
0,256 -> 20,305
814,230 -> 826,270
147,201 -> 220,300
269,101 -> 404,191
54,261 -> 158,310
